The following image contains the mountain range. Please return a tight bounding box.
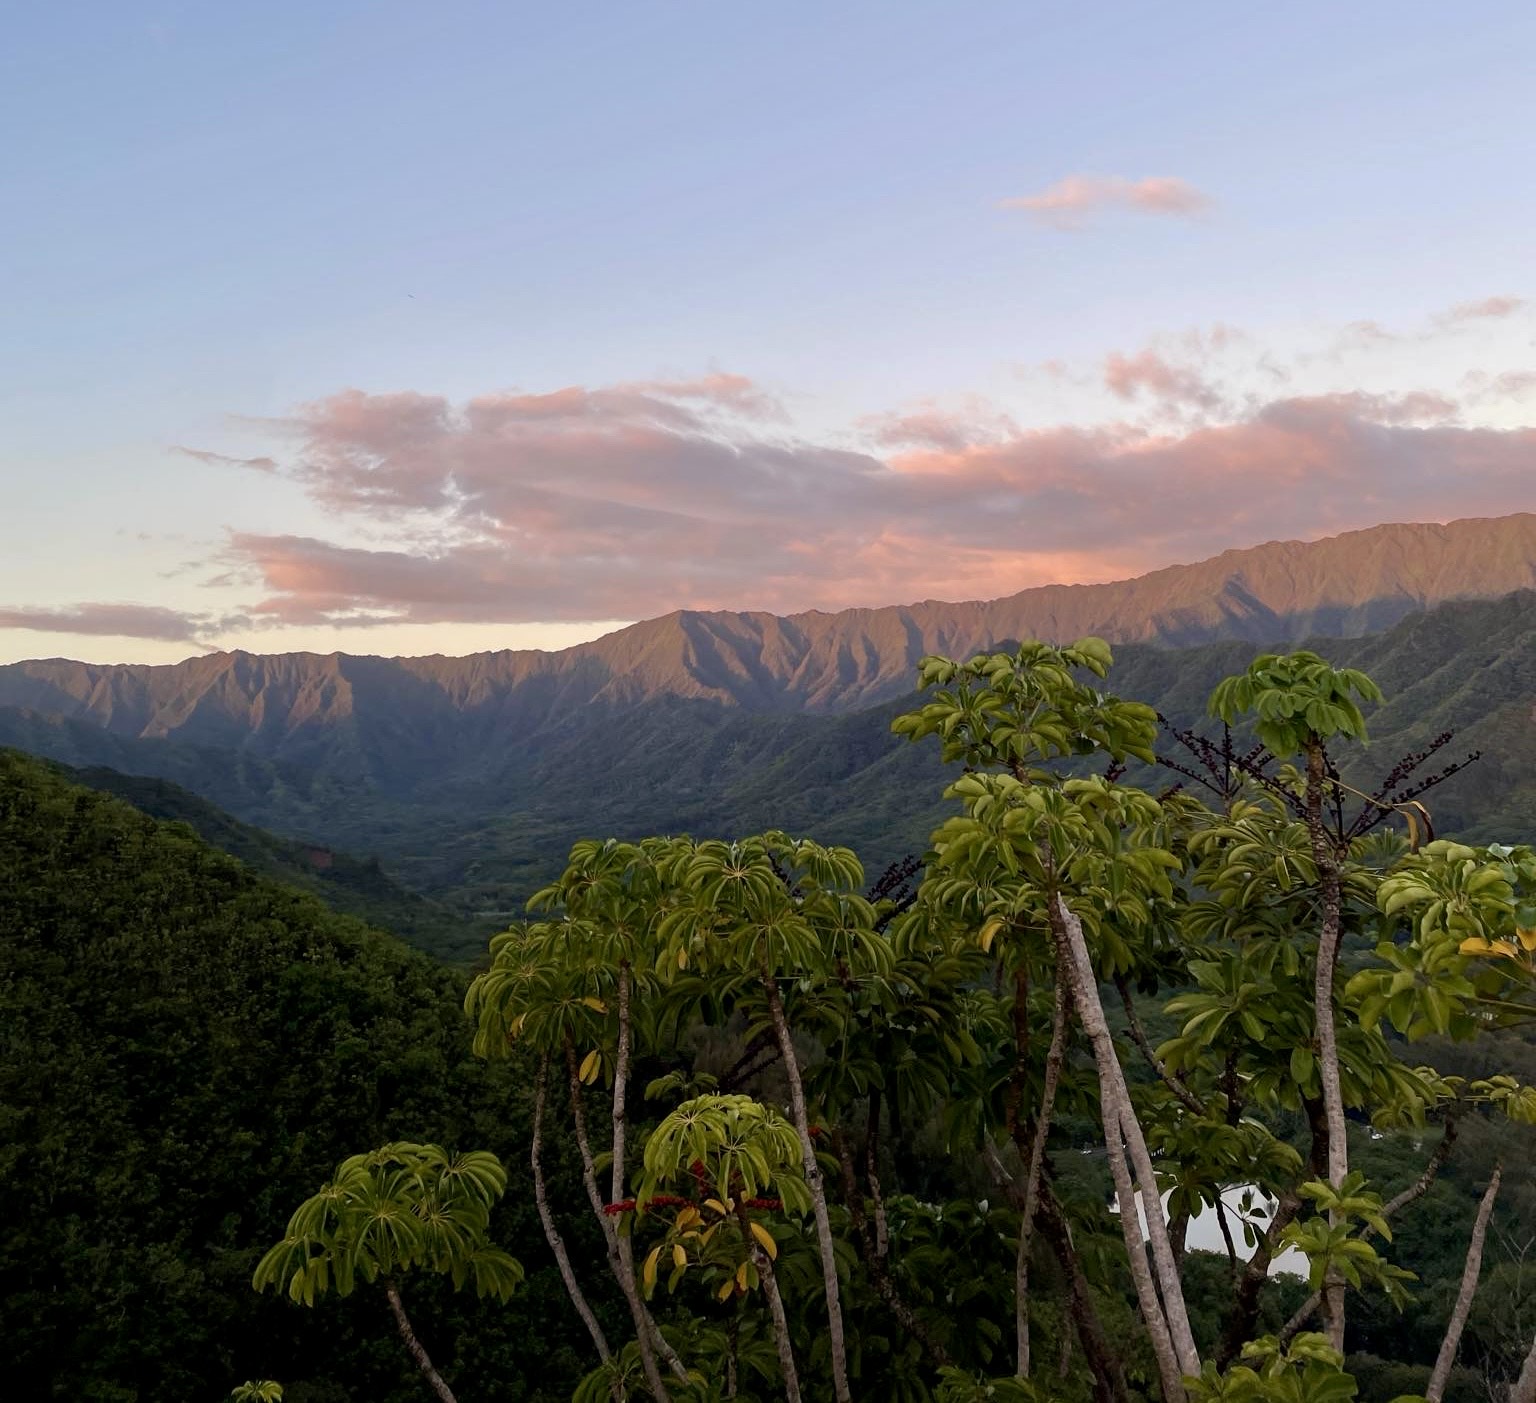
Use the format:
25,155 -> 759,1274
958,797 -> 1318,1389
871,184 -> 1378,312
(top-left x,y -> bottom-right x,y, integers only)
5,512 -> 1536,958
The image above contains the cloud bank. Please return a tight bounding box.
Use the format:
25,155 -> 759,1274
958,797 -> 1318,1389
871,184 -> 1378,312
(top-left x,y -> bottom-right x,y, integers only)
7,304 -> 1534,645
198,376 -> 1535,631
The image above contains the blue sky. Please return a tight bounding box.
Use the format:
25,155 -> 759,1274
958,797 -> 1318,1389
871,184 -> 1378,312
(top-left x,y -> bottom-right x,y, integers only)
4,1 -> 1535,664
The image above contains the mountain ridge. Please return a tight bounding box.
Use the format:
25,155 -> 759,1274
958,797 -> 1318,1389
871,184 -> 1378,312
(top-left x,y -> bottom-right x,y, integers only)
4,590 -> 1536,930
5,515 -> 1536,748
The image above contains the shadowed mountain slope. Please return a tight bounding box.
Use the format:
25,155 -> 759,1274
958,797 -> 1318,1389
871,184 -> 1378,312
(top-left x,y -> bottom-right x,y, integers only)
55,762 -> 478,959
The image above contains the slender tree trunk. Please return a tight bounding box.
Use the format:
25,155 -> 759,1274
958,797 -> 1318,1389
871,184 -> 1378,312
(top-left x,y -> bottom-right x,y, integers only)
1304,740 -> 1349,1354
1514,1329 -> 1536,1403
866,1087 -> 889,1258
384,1280 -> 457,1403
734,1198 -> 801,1402
608,963 -> 685,1381
1052,896 -> 1199,1394
1016,976 -> 1069,1378
532,1058 -> 614,1368
1215,1197 -> 1240,1281
1427,1166 -> 1502,1403
1036,1175 -> 1130,1403
983,1139 -> 1128,1403
564,1042 -> 674,1401
760,962 -> 852,1403
1169,1209 -> 1190,1267
1100,1073 -> 1185,1401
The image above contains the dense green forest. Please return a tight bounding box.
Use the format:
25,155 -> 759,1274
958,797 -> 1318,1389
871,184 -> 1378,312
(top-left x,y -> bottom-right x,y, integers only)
0,751 -> 605,1401
6,627 -> 1536,1402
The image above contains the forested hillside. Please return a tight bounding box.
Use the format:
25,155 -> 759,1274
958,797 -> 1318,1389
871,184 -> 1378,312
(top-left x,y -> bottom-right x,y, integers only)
0,750 -> 601,1401
59,763 -> 480,957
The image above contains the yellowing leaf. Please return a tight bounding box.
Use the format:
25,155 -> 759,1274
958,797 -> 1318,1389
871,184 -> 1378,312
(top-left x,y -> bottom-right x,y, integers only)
579,1050 -> 602,1084
705,1198 -> 728,1217
1517,927 -> 1536,953
642,1245 -> 661,1291
672,1243 -> 688,1269
581,996 -> 608,1013
677,947 -> 689,970
675,1206 -> 701,1230
736,1261 -> 750,1290
716,1278 -> 734,1301
749,1221 -> 778,1260
1460,937 -> 1494,955
978,916 -> 1004,954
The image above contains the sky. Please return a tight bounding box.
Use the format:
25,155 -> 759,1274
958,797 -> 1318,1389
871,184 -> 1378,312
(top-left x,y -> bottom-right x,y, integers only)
3,1 -> 1535,665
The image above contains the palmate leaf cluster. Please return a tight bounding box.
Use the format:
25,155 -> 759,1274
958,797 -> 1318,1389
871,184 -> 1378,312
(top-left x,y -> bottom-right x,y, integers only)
253,1142 -> 524,1306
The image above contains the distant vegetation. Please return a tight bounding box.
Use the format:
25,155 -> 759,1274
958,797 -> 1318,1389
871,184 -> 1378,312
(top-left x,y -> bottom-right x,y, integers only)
61,763 -> 481,956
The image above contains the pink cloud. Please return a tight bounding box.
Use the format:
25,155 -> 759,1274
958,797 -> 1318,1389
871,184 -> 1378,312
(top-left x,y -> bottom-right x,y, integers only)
1464,369 -> 1536,403
1102,350 -> 1225,413
863,400 -> 1021,452
1000,175 -> 1212,228
195,379 -> 1536,629
621,372 -> 785,420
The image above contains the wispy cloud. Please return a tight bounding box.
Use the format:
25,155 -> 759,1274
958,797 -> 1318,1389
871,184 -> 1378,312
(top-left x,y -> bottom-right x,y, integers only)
1436,294 -> 1526,325
1000,174 -> 1212,229
1102,349 -> 1226,413
172,445 -> 279,473
1325,295 -> 1528,357
1463,369 -> 1536,403
0,602 -> 219,642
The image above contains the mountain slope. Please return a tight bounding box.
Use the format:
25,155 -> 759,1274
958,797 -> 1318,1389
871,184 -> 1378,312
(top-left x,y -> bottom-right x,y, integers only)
6,590 -> 1533,922
3,517 -> 1534,764
57,762 -> 480,959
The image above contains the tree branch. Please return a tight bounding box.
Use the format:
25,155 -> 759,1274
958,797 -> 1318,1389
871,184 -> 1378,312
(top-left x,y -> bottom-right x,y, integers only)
1426,1164 -> 1501,1403
1114,972 -> 1206,1116
1278,1115 -> 1461,1347
532,1058 -> 613,1371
